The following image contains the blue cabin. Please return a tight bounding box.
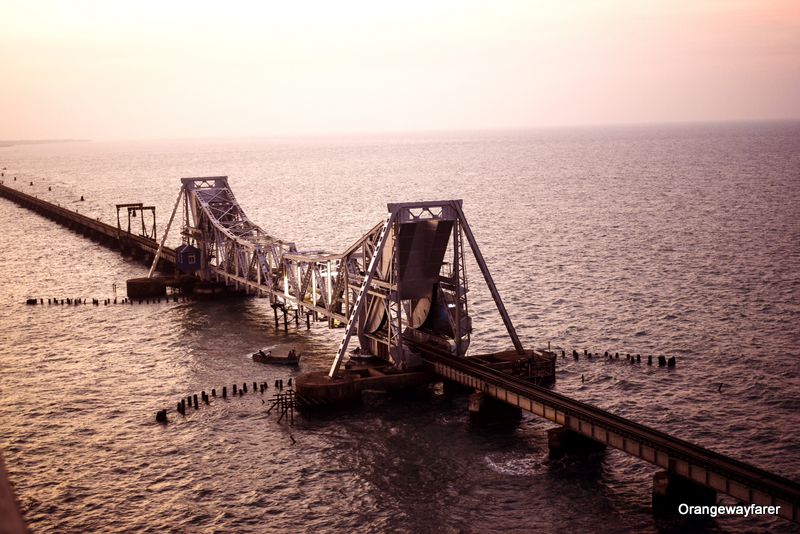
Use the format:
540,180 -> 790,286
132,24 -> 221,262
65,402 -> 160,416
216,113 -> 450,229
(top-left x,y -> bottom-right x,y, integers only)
175,244 -> 201,273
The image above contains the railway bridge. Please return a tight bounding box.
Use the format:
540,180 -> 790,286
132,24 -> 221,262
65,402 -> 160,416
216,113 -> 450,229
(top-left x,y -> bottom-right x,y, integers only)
2,176 -> 799,523
147,176 -> 799,523
423,347 -> 800,523
0,182 -> 176,270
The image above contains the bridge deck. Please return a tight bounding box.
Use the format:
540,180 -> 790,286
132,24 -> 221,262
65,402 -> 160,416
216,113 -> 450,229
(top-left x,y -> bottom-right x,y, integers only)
423,349 -> 800,523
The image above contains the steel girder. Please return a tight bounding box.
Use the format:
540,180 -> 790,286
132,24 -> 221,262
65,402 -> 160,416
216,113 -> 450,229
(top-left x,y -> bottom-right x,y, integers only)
155,177 -> 523,376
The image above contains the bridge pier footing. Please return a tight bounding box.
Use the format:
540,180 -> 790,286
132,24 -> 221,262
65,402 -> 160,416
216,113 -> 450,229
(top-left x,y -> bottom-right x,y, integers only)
126,277 -> 166,298
468,391 -> 521,424
652,470 -> 716,516
442,379 -> 475,395
547,427 -> 606,458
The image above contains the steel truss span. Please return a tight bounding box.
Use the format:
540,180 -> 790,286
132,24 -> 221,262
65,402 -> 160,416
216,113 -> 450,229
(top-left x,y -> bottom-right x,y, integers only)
149,177 -> 524,377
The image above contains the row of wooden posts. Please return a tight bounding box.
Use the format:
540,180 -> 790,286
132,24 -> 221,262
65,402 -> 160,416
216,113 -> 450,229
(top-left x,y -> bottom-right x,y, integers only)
25,296 -> 190,306
564,349 -> 676,367
155,377 -> 295,424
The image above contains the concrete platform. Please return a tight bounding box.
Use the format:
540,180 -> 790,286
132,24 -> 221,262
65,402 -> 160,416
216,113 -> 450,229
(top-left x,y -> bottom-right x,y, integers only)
296,361 -> 434,407
469,348 -> 556,385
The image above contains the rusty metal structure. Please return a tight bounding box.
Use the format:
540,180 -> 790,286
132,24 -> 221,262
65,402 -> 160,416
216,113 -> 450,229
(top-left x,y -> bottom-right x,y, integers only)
149,176 -> 524,377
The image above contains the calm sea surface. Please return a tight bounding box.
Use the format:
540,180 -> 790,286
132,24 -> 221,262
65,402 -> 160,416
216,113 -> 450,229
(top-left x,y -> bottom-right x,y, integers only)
0,122 -> 799,533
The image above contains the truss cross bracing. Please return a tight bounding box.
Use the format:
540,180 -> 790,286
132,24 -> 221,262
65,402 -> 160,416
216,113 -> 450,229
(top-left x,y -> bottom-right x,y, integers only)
150,176 -> 524,378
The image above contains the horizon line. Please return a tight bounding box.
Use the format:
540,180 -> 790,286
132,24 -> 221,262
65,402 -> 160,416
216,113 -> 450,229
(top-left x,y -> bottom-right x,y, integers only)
3,117 -> 799,145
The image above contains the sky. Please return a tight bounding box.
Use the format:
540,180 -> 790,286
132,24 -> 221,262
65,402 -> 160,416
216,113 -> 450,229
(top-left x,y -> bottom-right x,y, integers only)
0,0 -> 798,140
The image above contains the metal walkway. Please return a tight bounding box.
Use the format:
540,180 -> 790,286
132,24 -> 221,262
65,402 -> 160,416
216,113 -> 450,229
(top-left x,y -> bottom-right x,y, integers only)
422,347 -> 800,523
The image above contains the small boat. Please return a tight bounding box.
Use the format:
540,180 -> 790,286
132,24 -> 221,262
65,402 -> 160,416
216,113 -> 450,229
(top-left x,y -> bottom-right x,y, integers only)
252,350 -> 301,365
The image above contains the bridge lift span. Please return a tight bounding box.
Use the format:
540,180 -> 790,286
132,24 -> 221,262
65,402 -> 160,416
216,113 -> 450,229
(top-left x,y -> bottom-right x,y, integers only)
148,176 -> 525,377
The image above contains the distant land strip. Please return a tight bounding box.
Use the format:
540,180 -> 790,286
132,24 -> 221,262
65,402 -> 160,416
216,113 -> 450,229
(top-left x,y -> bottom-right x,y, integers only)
0,139 -> 89,147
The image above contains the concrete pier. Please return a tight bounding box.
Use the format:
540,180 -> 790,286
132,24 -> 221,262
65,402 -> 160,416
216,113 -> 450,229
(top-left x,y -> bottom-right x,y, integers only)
465,349 -> 556,386
296,364 -> 434,407
468,391 -> 522,424
126,277 -> 167,298
547,426 -> 606,458
652,470 -> 717,516
295,373 -> 358,405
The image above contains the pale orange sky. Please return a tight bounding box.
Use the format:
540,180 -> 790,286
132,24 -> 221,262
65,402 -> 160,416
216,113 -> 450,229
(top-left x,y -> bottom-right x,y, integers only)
1,0 -> 798,140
